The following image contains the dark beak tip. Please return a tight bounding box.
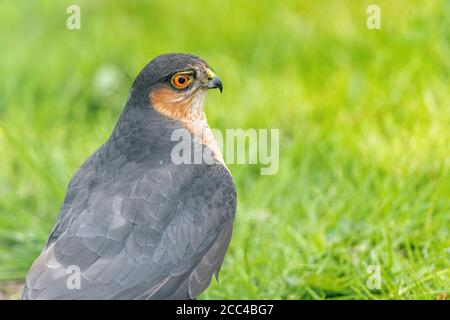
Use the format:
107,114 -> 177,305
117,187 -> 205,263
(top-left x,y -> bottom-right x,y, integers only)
208,76 -> 223,93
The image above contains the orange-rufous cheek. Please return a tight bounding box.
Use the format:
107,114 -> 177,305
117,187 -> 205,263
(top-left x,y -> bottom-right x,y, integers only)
149,87 -> 198,121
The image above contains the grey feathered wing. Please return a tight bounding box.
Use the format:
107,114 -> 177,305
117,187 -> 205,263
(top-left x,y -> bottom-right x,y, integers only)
22,148 -> 236,300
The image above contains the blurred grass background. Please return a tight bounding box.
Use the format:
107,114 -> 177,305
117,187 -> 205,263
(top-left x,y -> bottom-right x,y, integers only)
0,0 -> 449,299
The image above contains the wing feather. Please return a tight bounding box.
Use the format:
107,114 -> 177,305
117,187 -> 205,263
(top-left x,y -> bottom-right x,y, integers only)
23,152 -> 236,300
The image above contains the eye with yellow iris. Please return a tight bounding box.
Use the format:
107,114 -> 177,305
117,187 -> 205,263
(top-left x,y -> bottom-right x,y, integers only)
171,72 -> 192,89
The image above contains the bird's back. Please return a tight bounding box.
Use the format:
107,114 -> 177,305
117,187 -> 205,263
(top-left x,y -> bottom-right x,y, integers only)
22,116 -> 236,299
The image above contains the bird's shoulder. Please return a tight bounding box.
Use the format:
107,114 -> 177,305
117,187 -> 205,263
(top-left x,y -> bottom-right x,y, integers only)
49,138 -> 235,242
25,135 -> 236,299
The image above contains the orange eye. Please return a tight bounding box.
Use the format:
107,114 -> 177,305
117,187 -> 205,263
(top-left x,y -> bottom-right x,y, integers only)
171,73 -> 192,89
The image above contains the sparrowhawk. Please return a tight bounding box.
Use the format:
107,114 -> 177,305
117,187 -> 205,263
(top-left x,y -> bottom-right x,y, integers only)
22,53 -> 236,300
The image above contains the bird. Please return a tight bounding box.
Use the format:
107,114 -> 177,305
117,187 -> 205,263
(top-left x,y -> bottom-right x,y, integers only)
22,53 -> 237,300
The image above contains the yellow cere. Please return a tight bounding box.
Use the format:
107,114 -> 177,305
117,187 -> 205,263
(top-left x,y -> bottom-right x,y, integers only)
206,68 -> 216,80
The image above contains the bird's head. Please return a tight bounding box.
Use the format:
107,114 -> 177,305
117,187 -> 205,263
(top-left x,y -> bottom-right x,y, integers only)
131,53 -> 222,122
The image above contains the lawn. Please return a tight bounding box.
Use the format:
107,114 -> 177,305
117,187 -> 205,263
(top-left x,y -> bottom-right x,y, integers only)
0,0 -> 449,299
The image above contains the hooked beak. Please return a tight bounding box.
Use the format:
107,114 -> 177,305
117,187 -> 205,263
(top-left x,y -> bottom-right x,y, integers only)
207,75 -> 223,93
206,69 -> 223,93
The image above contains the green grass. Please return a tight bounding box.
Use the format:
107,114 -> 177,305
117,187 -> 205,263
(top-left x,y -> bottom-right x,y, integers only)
0,0 -> 449,299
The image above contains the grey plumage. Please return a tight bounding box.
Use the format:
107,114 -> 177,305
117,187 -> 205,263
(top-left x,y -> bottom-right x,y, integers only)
22,54 -> 236,300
